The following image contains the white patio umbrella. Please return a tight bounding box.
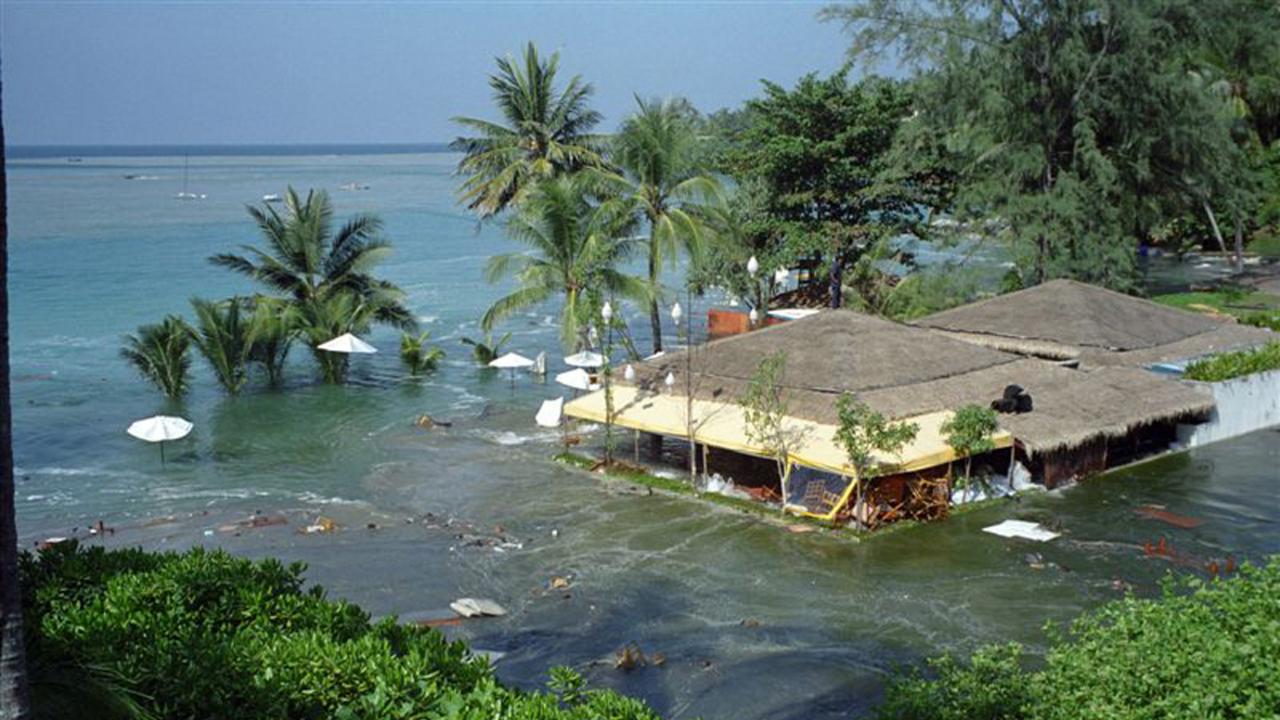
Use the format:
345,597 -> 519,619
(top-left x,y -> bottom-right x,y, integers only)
126,415 -> 193,465
563,350 -> 605,368
317,333 -> 377,354
489,352 -> 535,388
555,368 -> 596,392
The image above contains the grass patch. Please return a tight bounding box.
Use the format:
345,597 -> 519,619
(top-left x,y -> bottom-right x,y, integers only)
1153,289 -> 1280,319
1183,341 -> 1280,382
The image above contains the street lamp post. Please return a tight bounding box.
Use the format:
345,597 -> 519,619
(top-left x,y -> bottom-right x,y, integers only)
601,300 -> 615,467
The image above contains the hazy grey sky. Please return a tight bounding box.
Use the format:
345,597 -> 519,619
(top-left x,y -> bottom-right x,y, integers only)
1,1 -> 854,146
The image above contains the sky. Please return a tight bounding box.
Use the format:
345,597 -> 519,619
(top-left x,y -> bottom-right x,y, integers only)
0,1 -> 855,146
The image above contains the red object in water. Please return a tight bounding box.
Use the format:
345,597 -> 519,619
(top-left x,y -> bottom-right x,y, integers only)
1134,505 -> 1204,529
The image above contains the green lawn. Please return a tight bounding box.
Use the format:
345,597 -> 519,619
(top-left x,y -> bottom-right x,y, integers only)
1153,289 -> 1280,319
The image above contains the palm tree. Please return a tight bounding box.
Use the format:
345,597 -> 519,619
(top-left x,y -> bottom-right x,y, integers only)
244,297 -> 297,388
294,290 -> 378,384
1,73 -> 34,719
451,42 -> 605,218
605,97 -> 721,354
189,298 -> 250,395
460,331 -> 512,365
480,175 -> 647,351
120,316 -> 193,398
399,332 -> 445,375
209,187 -> 415,332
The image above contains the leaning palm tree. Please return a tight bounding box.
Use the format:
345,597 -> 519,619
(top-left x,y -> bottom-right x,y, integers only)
460,331 -> 512,365
451,42 -> 605,218
481,175 -> 647,351
603,97 -> 722,354
120,316 -> 193,398
209,187 -> 415,332
188,297 -> 250,395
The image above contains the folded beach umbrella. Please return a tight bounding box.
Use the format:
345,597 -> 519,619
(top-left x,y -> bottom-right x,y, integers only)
535,397 -> 564,428
126,415 -> 193,465
563,350 -> 605,368
489,352 -> 535,388
555,368 -> 596,392
317,333 -> 377,354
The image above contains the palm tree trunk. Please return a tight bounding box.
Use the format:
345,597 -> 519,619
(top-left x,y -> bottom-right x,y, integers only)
828,250 -> 844,309
647,234 -> 662,354
0,79 -> 33,720
1232,208 -> 1244,273
1202,199 -> 1227,254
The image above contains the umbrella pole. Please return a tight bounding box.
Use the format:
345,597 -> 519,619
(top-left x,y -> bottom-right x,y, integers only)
160,441 -> 166,466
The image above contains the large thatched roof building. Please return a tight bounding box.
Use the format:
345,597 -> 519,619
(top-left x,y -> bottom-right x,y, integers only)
565,308 -> 1216,485
914,279 -> 1272,366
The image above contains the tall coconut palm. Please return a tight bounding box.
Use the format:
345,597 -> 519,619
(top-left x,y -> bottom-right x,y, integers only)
481,175 -> 646,351
120,316 -> 193,399
189,297 -> 250,395
605,97 -> 722,354
209,187 -> 415,332
1,71 -> 34,720
452,42 -> 605,218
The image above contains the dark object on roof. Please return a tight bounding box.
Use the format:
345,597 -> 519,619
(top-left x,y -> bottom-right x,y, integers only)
992,385 -> 1033,414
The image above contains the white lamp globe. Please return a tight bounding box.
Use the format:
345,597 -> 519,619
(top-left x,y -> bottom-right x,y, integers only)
601,301 -> 613,321
749,308 -> 760,324
747,256 -> 760,276
664,372 -> 675,388
671,302 -> 682,322
624,364 -> 636,382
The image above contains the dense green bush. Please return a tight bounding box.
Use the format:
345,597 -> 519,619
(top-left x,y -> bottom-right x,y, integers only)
877,557 -> 1280,719
22,543 -> 660,720
1183,341 -> 1280,382
1239,311 -> 1280,332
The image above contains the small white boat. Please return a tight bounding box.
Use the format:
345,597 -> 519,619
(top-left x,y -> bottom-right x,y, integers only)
339,182 -> 370,191
174,155 -> 206,200
262,193 -> 282,203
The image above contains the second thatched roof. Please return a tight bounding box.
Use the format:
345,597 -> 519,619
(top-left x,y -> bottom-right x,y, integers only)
914,279 -> 1227,355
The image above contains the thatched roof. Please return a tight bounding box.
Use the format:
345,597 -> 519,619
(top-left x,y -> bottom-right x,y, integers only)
915,279 -> 1226,354
1078,323 -> 1275,369
634,309 -> 1017,397
621,309 -> 1215,458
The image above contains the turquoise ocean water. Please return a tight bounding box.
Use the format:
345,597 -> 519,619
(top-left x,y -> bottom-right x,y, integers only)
8,147 -> 1280,719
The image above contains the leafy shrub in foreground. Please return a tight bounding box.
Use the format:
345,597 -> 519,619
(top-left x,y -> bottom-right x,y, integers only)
1183,341 -> 1280,382
877,557 -> 1280,719
22,543 -> 660,720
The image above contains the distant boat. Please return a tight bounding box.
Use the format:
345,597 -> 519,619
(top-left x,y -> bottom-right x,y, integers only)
174,155 -> 206,200
339,182 -> 370,191
262,193 -> 283,203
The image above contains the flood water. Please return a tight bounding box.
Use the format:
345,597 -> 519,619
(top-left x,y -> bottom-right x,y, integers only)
8,148 -> 1279,719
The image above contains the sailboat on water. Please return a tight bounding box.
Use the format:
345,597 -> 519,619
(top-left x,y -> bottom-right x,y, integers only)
175,155 -> 206,200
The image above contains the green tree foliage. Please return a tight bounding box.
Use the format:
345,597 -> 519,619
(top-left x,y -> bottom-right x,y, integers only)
399,332 -> 445,375
739,352 -> 795,506
605,96 -> 722,353
210,187 -> 414,332
1183,341 -> 1280,382
294,291 -> 379,384
480,175 -> 647,351
877,557 -> 1280,719
20,543 -> 660,720
822,0 -> 1259,289
120,316 -> 192,399
722,71 -> 917,308
188,297 -> 250,395
940,404 -> 1000,497
833,394 -> 919,482
244,297 -> 298,388
451,43 -> 606,218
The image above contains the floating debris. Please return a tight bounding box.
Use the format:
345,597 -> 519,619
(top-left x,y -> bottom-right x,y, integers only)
450,598 -> 507,618
302,516 -> 338,534
549,576 -> 571,590
1134,505 -> 1204,529
983,519 -> 1060,542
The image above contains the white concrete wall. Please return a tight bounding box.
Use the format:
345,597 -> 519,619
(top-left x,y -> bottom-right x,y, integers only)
1177,369 -> 1280,447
